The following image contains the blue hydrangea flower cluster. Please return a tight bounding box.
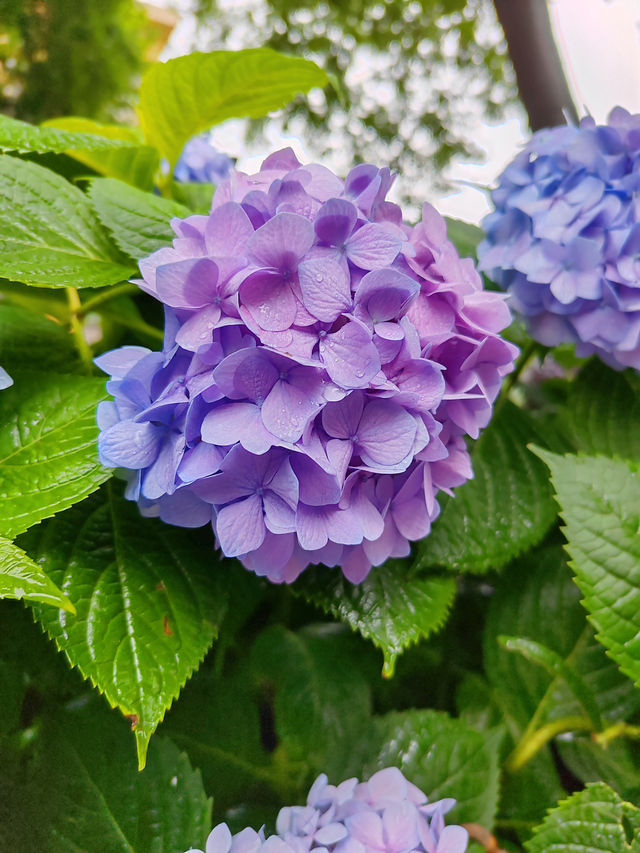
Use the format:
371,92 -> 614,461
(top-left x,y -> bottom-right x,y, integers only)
0,366 -> 12,390
174,134 -> 234,185
96,149 -> 517,583
185,768 -> 468,853
478,107 -> 640,371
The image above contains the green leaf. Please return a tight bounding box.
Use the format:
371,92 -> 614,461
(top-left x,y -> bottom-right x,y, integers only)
498,636 -> 602,731
171,180 -> 217,213
558,738 -> 640,803
417,402 -> 557,573
26,700 -> 211,853
0,112 -> 139,155
562,359 -> 640,462
25,484 -> 228,768
293,561 -> 456,676
0,372 -> 111,539
139,48 -> 329,167
89,177 -> 191,259
347,709 -> 501,828
43,117 -> 160,190
0,537 -> 74,611
250,624 -> 371,774
534,450 -> 640,689
0,302 -> 80,374
525,782 -> 640,852
445,217 -> 483,259
0,156 -> 134,287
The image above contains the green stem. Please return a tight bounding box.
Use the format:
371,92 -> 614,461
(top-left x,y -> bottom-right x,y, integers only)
78,282 -> 140,316
102,311 -> 164,343
65,287 -> 94,374
499,339 -> 540,401
593,722 -> 640,747
504,715 -> 594,773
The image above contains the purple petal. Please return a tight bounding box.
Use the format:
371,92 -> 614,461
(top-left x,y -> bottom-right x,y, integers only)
202,402 -> 276,454
322,391 -> 364,439
178,441 -> 225,483
315,825 -> 348,845
262,379 -> 321,442
346,812 -> 385,849
156,258 -> 219,309
355,269 -> 420,322
239,271 -> 298,332
435,825 -> 468,853
175,304 -> 222,351
314,198 -> 357,245
157,489 -> 212,528
320,319 -> 381,389
263,492 -> 297,533
290,454 -> 342,506
98,420 -> 161,468
367,768 -> 408,802
215,494 -> 265,556
357,400 -> 416,466
213,348 -> 279,402
205,823 -> 232,853
94,346 -> 150,378
298,256 -> 352,322
346,223 -> 403,269
296,504 -> 329,550
265,456 -> 299,508
205,202 -> 254,256
247,211 -> 315,269
382,802 -> 419,853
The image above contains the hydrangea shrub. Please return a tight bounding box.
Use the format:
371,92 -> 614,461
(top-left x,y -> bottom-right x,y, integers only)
479,107 -> 640,370
96,149 -> 517,583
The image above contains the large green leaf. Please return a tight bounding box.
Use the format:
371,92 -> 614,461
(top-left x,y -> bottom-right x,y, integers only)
445,217 -> 483,259
417,402 -> 557,573
525,783 -> 640,852
0,302 -> 80,374
22,700 -> 211,853
0,156 -> 134,287
345,709 -> 501,829
138,49 -> 329,167
561,359 -> 640,462
0,537 -> 74,611
25,484 -> 228,768
558,738 -> 640,804
43,117 -> 160,190
535,450 -> 640,689
0,372 -> 111,539
250,624 -> 372,775
88,177 -> 191,260
293,561 -> 456,676
0,113 -> 138,155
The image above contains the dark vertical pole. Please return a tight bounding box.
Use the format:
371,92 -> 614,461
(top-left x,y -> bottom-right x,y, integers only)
493,0 -> 579,130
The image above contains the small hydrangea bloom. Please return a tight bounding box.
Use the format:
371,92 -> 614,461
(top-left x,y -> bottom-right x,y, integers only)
185,769 -> 468,853
97,149 -> 517,583
174,134 -> 234,184
478,107 -> 640,371
0,366 -> 13,390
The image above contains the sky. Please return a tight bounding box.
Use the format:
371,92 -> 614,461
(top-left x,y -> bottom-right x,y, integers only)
160,0 -> 640,225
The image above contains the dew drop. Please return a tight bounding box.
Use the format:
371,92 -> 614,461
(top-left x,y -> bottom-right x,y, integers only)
316,274 -> 324,283
355,368 -> 364,378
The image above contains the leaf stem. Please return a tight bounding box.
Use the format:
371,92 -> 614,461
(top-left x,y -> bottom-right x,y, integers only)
498,339 -> 540,405
593,721 -> 640,747
78,282 -> 140,316
504,714 -> 594,773
65,287 -> 94,374
101,311 -> 164,343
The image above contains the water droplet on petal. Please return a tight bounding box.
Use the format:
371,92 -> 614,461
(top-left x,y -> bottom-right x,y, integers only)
316,274 -> 323,283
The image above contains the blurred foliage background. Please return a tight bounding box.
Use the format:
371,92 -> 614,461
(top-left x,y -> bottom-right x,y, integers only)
0,0 -> 519,210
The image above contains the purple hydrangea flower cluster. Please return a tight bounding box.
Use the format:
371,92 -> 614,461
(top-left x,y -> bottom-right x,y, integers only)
97,149 -> 516,583
185,768 -> 468,853
174,135 -> 234,185
478,107 -> 640,371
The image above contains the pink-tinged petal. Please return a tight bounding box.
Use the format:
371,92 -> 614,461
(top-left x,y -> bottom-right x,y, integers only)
314,197 -> 357,244
175,304 -> 222,352
346,812 -> 385,850
346,223 -> 403,269
262,379 -> 321,442
156,258 -> 219,309
334,839 -> 366,853
356,269 -> 420,322
320,319 -> 381,389
262,147 -> 302,170
213,348 -> 279,402
367,767 -> 408,802
296,504 -> 330,550
316,825 -> 349,845
247,211 -> 315,268
322,391 -> 365,439
239,271 -> 298,332
205,823 -> 233,853
215,494 -> 265,556
98,420 -> 161,469
357,400 -> 417,466
298,257 -> 353,322
292,164 -> 345,202
394,359 -> 445,411
462,291 -> 511,332
263,492 -> 297,533
383,802 -> 419,853
326,507 -> 363,545
205,202 -> 254,256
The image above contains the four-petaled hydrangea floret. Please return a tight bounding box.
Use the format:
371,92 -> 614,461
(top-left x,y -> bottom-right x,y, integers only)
184,768 -> 468,853
96,148 -> 517,583
478,106 -> 640,371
